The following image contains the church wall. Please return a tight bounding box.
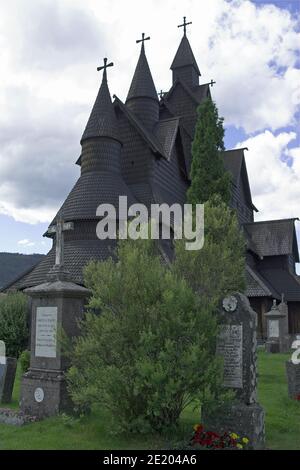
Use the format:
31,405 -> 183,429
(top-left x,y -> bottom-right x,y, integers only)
153,141 -> 188,207
231,184 -> 253,224
287,254 -> 296,274
249,297 -> 270,339
118,113 -> 152,186
172,66 -> 199,88
288,302 -> 300,334
167,85 -> 197,118
257,255 -> 287,271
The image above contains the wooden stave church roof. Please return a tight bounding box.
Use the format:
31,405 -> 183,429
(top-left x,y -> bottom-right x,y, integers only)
3,30 -> 300,298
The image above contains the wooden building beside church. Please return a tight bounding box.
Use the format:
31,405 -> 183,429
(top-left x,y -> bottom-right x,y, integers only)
4,20 -> 300,340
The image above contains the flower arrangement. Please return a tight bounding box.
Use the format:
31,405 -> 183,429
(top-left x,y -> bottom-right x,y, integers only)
191,424 -> 250,450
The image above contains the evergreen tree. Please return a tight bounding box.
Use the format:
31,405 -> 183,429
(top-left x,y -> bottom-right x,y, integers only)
67,238 -> 225,433
187,98 -> 231,205
174,196 -> 246,307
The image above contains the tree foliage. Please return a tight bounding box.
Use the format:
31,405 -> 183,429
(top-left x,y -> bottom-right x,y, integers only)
174,196 -> 246,307
0,292 -> 29,358
187,99 -> 231,205
67,239 -> 224,433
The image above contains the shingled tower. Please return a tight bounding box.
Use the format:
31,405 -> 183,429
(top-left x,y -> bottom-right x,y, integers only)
126,33 -> 159,130
171,17 -> 201,87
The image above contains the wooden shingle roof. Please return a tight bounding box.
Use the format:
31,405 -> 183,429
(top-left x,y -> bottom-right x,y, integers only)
81,67 -> 120,143
244,218 -> 299,261
170,35 -> 201,75
126,43 -> 158,102
245,264 -> 279,298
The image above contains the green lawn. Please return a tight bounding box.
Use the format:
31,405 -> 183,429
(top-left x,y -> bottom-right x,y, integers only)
0,352 -> 299,450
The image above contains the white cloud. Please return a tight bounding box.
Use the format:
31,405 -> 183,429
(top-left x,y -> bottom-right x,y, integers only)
236,130 -> 300,221
0,0 -> 299,224
18,239 -> 35,247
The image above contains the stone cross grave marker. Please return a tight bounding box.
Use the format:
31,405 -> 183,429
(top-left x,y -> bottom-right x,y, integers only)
20,219 -> 90,419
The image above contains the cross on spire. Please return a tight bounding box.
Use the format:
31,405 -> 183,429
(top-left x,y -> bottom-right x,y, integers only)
178,16 -> 192,36
158,90 -> 166,99
136,33 -> 150,46
97,57 -> 114,73
48,217 -> 74,267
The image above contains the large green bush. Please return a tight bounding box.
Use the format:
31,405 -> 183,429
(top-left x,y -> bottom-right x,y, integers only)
0,292 -> 29,358
67,239 -> 224,433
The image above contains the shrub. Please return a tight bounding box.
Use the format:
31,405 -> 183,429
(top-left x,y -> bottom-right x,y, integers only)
0,292 -> 29,358
67,239 -> 224,434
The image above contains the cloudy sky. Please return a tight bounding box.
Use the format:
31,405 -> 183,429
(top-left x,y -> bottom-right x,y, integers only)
0,0 -> 299,256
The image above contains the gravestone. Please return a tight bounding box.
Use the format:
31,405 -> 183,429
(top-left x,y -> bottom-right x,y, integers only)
265,298 -> 290,353
20,218 -> 90,419
0,340 -> 17,404
202,293 -> 265,450
286,361 -> 300,400
286,339 -> 300,400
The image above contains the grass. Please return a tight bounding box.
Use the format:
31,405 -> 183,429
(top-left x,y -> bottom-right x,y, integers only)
0,352 -> 299,450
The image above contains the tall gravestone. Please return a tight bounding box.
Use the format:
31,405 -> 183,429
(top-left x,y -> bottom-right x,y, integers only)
0,340 -> 17,404
20,218 -> 89,418
286,361 -> 300,400
265,298 -> 290,353
286,338 -> 300,400
202,293 -> 265,450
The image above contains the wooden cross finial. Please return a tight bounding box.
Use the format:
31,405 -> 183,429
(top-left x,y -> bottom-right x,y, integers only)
136,33 -> 150,45
48,216 -> 74,267
178,16 -> 192,36
97,57 -> 114,73
209,79 -> 216,87
158,90 -> 166,99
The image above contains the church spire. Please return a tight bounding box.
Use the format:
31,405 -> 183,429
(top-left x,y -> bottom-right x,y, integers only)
81,58 -> 120,143
126,33 -> 159,130
80,58 -> 122,175
171,17 -> 201,88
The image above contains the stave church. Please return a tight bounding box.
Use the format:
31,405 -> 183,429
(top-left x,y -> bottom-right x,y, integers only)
4,19 -> 300,340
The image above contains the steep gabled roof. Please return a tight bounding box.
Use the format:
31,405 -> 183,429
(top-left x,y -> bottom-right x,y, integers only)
244,218 -> 300,261
81,65 -> 120,143
7,240 -> 119,290
223,148 -> 258,212
114,95 -> 164,156
246,264 -> 280,298
259,268 -> 300,302
171,35 -> 201,75
163,78 -> 209,108
126,43 -> 158,102
114,96 -> 181,162
154,118 -> 179,160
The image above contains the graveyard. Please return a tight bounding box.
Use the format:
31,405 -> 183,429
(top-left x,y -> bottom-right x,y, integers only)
0,352 -> 299,450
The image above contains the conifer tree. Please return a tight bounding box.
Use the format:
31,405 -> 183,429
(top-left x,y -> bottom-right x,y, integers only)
187,98 -> 231,205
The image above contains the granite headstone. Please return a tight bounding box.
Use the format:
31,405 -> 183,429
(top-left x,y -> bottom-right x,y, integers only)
0,341 -> 17,404
202,293 -> 265,450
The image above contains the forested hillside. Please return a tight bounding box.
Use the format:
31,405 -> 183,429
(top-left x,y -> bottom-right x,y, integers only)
0,253 -> 45,289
